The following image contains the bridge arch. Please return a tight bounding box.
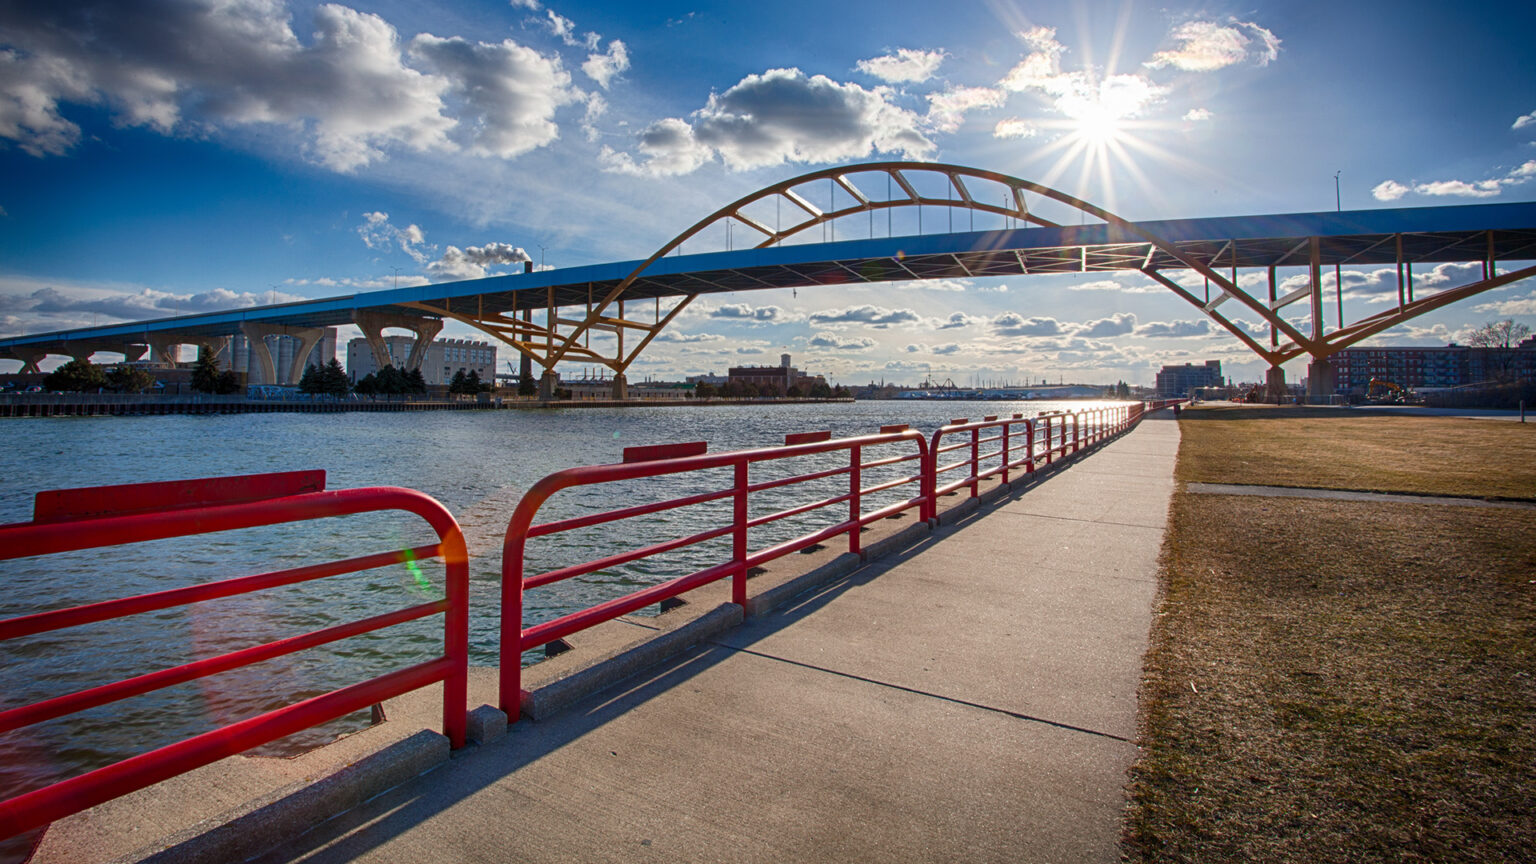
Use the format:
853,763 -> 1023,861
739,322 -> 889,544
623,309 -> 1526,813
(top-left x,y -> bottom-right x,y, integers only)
543,162 -> 1319,381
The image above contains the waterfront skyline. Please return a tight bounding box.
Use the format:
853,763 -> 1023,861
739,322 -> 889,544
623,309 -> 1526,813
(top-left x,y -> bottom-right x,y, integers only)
2,0 -> 1534,386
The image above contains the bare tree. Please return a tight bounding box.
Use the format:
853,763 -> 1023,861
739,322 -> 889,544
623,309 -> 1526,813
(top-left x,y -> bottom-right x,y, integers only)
1467,319 -> 1532,383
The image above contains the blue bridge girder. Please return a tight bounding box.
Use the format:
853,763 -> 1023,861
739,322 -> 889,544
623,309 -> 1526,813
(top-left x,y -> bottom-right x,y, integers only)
3,198 -> 1535,372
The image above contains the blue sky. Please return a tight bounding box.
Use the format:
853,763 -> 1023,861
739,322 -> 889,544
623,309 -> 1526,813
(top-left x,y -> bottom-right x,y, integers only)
2,0 -> 1534,386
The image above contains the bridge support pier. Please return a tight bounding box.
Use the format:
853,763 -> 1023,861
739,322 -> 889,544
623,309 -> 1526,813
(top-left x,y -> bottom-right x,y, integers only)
353,310 -> 443,372
6,350 -> 48,373
1265,366 -> 1287,404
610,373 -> 628,401
539,371 -> 558,402
1306,357 -> 1336,403
147,335 -> 184,367
240,323 -> 323,386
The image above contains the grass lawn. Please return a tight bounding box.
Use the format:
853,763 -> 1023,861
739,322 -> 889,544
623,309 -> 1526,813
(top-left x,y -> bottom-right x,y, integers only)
1124,407 -> 1536,863
1174,404 -> 1536,499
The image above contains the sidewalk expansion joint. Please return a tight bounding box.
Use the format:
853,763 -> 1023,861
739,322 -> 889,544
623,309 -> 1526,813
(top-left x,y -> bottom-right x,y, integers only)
986,510 -> 1167,531
710,641 -> 1131,743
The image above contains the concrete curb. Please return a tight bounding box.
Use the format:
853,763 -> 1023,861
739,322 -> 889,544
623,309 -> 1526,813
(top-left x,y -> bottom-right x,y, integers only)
522,603 -> 745,721
744,552 -> 863,617
114,729 -> 449,864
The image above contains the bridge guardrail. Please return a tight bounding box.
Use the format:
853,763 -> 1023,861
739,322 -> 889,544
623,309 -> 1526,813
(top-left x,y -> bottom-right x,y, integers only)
0,470 -> 469,839
499,428 -> 931,720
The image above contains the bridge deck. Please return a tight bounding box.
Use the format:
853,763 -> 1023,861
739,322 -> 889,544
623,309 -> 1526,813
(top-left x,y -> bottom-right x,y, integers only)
4,200 -> 1534,352
227,415 -> 1178,863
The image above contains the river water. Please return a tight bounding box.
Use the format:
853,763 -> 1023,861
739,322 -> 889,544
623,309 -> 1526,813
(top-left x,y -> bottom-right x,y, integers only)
0,399 -> 1117,830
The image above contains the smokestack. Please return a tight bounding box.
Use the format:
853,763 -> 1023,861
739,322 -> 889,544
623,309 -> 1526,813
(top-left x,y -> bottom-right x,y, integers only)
523,261 -> 532,273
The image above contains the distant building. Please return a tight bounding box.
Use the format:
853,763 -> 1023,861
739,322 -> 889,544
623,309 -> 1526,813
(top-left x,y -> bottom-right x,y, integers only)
217,328 -> 337,385
1330,339 -> 1536,392
346,336 -> 496,387
727,353 -> 826,395
1155,360 -> 1223,398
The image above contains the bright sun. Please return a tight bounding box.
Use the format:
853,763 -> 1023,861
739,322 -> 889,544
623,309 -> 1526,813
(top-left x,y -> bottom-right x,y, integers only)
1073,105 -> 1124,145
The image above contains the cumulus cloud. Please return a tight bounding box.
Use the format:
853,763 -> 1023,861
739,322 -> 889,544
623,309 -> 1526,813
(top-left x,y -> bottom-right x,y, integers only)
1515,109 -> 1536,130
409,34 -> 579,159
602,67 -> 933,175
1473,293 -> 1536,316
582,40 -> 629,89
1064,278 -> 1159,294
708,302 -> 785,322
1373,161 -> 1536,201
1183,107 -> 1212,121
655,331 -> 725,343
1144,20 -> 1281,72
1076,312 -> 1136,337
856,49 -> 945,83
807,305 -> 921,328
999,27 -> 1165,126
2,283 -> 308,331
0,1 -> 581,171
925,86 -> 1006,133
424,242 -> 531,281
357,211 -> 429,263
807,331 -> 877,350
992,312 -> 1065,337
931,343 -> 962,355
1135,319 -> 1211,338
993,118 -> 1038,139
937,312 -> 971,329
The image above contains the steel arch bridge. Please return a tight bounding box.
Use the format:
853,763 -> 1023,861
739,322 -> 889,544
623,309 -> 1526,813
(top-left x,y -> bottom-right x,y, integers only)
3,161 -> 1535,396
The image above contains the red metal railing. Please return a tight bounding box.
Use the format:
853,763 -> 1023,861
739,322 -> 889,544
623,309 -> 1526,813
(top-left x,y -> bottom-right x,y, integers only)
500,428 -> 930,719
929,405 -> 1135,499
0,471 -> 468,839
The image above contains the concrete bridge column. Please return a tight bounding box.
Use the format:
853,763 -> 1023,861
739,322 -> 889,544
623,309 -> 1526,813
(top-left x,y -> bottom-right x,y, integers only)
610,373 -> 628,400
354,310 -> 442,372
147,335 -> 184,367
240,323 -> 322,385
539,371 -> 558,402
1306,357 -> 1336,402
5,350 -> 48,373
1265,366 -> 1287,403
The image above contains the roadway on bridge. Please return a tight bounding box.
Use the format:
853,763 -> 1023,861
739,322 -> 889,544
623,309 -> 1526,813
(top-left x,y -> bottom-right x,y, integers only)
240,414 -> 1180,864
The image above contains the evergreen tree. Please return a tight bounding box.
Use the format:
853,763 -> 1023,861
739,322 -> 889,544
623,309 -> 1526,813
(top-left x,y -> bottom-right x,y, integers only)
216,370 -> 242,394
190,353 -> 223,393
407,368 -> 427,394
376,365 -> 406,394
517,375 -> 537,396
44,359 -> 108,392
448,369 -> 468,394
466,369 -> 484,392
298,363 -> 322,394
354,372 -> 377,395
321,358 -> 350,396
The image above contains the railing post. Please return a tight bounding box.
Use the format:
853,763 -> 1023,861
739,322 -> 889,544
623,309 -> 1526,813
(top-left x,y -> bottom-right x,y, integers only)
733,461 -> 749,609
969,427 -> 981,497
848,444 -> 862,555
1072,413 -> 1081,453
1001,422 -> 1011,484
921,438 -> 936,522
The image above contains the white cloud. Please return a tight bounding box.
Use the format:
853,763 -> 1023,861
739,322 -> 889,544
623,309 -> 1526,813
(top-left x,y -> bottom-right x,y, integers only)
1373,161 -> 1536,201
937,312 -> 971,329
357,211 -> 429,263
992,312 -> 1065,337
1183,107 -> 1212,121
1,282 -> 308,333
1135,319 -> 1211,338
807,331 -> 877,350
993,118 -> 1037,139
1473,293 -> 1536,316
1076,312 -> 1136,337
509,0 -> 542,9
856,49 -> 946,84
655,331 -> 725,343
582,40 -> 629,89
425,242 -> 531,281
707,302 -> 786,323
1065,278 -> 1160,294
807,305 -> 922,328
0,2 -> 583,172
1513,109 -> 1536,130
602,67 -> 933,175
999,27 -> 1165,125
1144,20 -> 1281,72
925,86 -> 1006,133
409,34 -> 579,160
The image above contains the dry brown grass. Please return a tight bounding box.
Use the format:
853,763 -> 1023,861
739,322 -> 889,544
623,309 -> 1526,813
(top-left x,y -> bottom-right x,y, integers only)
1124,412 -> 1536,863
1176,405 -> 1536,499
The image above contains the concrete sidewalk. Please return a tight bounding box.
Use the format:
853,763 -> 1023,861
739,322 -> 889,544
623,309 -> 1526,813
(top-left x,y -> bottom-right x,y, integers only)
251,415 -> 1180,864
